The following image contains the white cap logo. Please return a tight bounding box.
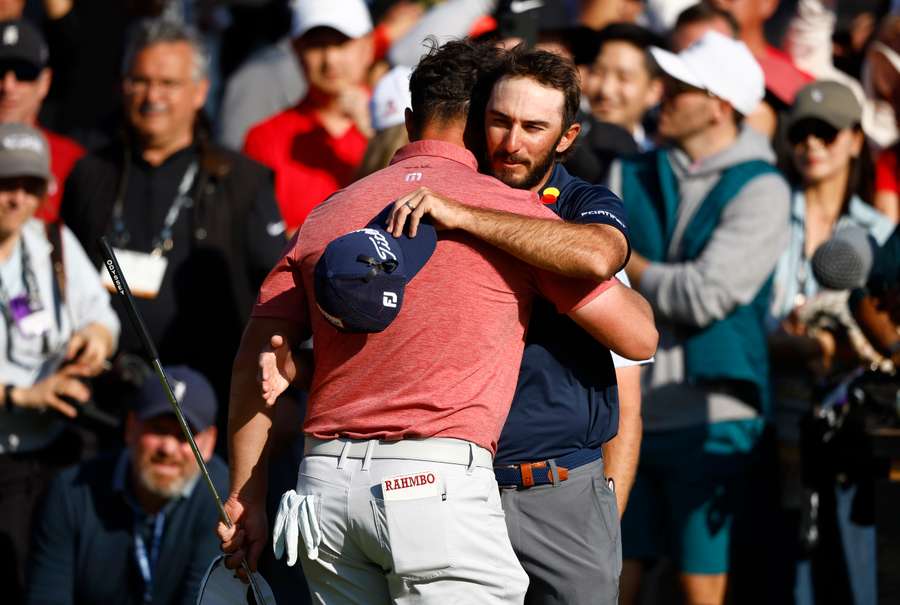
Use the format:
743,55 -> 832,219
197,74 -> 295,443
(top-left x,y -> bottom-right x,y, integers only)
811,88 -> 824,103
2,133 -> 43,154
173,379 -> 186,403
2,25 -> 18,46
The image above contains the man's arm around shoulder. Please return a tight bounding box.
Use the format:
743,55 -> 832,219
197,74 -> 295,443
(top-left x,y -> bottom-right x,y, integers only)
568,282 -> 658,361
387,187 -> 629,282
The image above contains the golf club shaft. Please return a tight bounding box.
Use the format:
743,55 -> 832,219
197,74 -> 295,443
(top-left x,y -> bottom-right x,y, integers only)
98,237 -> 265,601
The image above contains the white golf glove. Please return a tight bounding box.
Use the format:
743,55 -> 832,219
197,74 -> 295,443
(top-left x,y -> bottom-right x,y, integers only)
272,491 -> 322,565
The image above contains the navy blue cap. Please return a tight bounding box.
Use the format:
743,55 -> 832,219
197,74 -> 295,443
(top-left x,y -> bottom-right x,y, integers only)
130,366 -> 218,433
314,205 -> 437,333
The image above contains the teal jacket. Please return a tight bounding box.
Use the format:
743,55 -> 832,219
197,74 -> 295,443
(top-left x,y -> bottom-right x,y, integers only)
620,146 -> 782,416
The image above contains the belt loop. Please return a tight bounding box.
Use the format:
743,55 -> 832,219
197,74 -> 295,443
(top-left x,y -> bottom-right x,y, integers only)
337,440 -> 351,470
361,440 -> 376,471
466,443 -> 476,475
547,459 -> 561,486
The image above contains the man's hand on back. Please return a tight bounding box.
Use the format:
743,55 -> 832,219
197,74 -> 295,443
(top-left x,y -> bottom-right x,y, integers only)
387,187 -> 468,237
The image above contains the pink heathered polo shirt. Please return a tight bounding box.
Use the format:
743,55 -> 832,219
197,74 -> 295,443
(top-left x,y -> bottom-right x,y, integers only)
252,140 -> 611,453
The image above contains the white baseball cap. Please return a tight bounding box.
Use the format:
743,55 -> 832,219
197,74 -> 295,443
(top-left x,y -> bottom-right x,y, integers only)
370,65 -> 413,131
290,0 -> 373,40
649,30 -> 764,116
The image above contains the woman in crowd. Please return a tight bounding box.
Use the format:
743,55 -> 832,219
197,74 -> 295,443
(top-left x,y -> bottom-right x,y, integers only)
768,80 -> 894,605
0,124 -> 119,600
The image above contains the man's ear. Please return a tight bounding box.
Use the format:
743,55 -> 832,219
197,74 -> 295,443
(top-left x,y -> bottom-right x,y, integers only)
194,425 -> 217,462
37,67 -> 51,101
556,121 -> 581,154
646,78 -> 664,110
404,108 -> 417,141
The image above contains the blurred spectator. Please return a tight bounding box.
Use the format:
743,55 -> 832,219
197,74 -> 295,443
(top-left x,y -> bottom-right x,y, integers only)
390,0 -> 496,67
580,0 -> 645,31
355,64 -> 411,179
584,23 -> 665,150
853,225 -> 900,361
609,32 -> 790,605
670,2 -> 739,51
706,0 -> 814,139
218,0 -> 424,153
0,123 -> 118,603
243,0 -> 374,234
767,80 -> 893,605
784,0 -> 893,156
25,366 -> 227,605
59,18 -> 284,420
0,18 -> 83,223
642,0 -> 702,34
870,18 -> 900,221
707,0 -> 814,105
217,36 -> 306,151
875,142 -> 900,222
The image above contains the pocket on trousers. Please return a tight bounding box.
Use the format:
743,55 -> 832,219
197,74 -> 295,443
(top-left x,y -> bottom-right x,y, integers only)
384,493 -> 451,576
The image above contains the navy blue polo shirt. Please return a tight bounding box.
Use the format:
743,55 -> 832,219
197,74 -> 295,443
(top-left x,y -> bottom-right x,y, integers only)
494,163 -> 628,466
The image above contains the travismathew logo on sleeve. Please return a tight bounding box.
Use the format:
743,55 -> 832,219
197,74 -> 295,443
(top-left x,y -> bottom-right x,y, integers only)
382,471 -> 441,501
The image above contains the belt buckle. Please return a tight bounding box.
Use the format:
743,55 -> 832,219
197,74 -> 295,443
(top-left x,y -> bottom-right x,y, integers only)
521,460 -> 570,488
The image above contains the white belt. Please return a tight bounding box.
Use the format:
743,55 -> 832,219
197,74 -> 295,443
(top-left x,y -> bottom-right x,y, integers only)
304,437 -> 494,468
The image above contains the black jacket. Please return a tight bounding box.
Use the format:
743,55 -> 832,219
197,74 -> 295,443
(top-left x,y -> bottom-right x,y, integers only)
60,137 -> 285,399
26,452 -> 229,605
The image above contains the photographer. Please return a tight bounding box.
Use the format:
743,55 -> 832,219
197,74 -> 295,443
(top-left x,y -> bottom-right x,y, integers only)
0,124 -> 119,603
767,81 -> 894,604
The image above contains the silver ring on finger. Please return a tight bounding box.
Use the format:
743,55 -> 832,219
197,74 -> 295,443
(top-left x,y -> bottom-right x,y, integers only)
405,201 -> 417,211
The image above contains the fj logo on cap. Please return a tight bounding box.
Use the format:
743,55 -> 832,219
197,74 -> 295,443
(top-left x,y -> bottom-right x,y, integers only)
382,292 -> 398,308
2,26 -> 17,46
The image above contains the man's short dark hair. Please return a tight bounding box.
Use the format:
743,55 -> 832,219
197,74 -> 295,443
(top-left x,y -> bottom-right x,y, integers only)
408,39 -> 502,136
492,47 -> 581,130
589,23 -> 667,79
675,3 -> 741,38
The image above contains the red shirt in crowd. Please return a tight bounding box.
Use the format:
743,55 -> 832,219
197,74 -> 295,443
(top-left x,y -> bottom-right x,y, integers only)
876,146 -> 898,195
35,127 -> 85,223
243,99 -> 368,233
252,140 -> 611,453
756,45 -> 814,106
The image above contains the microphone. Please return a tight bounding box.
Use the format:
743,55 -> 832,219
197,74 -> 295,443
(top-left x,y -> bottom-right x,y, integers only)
811,225 -> 875,291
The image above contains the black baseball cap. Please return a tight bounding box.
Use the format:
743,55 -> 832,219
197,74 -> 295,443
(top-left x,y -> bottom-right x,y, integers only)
314,205 -> 437,333
0,19 -> 48,73
130,366 -> 218,433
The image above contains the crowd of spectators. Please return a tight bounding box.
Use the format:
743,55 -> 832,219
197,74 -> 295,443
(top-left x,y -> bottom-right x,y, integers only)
2,0 -> 900,604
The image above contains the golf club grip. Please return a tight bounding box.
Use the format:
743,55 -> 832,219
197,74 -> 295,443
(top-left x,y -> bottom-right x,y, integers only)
97,237 -> 160,361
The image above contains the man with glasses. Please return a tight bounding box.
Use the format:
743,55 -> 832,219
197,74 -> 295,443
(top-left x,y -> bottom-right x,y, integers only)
0,18 -> 84,223
59,18 -> 284,419
607,31 -> 791,605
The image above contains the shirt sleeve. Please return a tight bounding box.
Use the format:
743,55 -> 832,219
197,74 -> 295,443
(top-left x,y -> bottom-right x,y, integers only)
25,474 -> 76,605
875,148 -> 898,194
250,232 -> 311,332
565,181 -> 630,240
532,271 -> 619,315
